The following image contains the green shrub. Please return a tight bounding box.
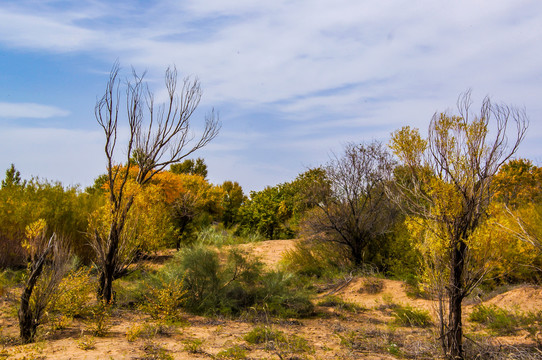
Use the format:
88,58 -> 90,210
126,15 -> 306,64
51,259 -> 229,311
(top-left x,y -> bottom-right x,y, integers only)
215,344 -> 247,359
126,322 -> 175,342
86,300 -> 113,337
183,338 -> 203,353
317,295 -> 364,313
392,305 -> 432,327
359,277 -> 384,294
197,226 -> 263,247
244,325 -> 286,344
141,342 -> 174,360
281,240 -> 348,278
468,304 -> 519,335
139,276 -> 187,323
75,335 -> 96,350
159,245 -> 314,318
402,273 -> 426,298
49,267 -> 95,318
115,268 -> 150,308
244,326 -> 312,354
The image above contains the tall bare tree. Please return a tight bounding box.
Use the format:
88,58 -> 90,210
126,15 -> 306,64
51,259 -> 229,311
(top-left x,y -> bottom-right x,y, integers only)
94,63 -> 220,302
302,141 -> 398,266
389,90 -> 528,359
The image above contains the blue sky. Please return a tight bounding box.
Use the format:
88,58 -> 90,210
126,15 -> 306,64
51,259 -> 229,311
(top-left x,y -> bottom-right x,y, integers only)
0,0 -> 541,192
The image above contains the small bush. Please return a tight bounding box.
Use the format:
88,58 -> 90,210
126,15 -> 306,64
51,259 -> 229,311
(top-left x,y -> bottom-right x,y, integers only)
87,301 -> 113,337
139,276 -> 187,323
469,304 -> 518,335
402,274 -> 426,299
317,295 -> 364,313
392,305 -> 432,327
126,323 -> 172,342
49,267 -> 95,318
215,344 -> 247,359
76,335 -> 96,350
183,338 -> 203,353
359,277 -> 384,294
197,226 -> 263,247
281,240 -> 348,278
244,325 -> 286,345
244,326 -> 312,354
141,342 -> 174,360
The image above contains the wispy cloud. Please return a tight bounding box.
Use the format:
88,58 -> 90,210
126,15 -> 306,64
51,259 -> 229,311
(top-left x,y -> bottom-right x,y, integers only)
0,0 -> 540,190
0,102 -> 70,119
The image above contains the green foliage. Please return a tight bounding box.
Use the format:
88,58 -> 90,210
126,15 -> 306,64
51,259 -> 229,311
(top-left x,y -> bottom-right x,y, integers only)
235,168 -> 326,239
183,338 -> 203,353
221,181 -> 245,228
139,276 -> 187,323
86,301 -> 113,337
281,239 -> 349,278
170,158 -> 208,178
141,342 -> 174,360
49,267 -> 95,318
196,226 -> 262,247
159,245 -> 313,318
317,295 -> 365,313
236,185 -> 294,239
75,335 -> 96,350
244,325 -> 285,344
1,164 -> 23,189
391,304 -> 432,327
359,277 -> 384,294
0,170 -> 102,267
244,326 -> 313,354
215,344 -> 247,359
466,304 -> 542,336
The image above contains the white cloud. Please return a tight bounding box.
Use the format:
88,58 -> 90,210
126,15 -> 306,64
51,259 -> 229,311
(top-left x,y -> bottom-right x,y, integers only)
0,0 -> 540,190
0,102 -> 70,119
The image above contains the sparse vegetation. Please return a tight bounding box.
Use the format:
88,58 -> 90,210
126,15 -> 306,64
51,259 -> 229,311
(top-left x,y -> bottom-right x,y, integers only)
469,304 -> 542,336
76,335 -> 96,350
317,295 -> 365,313
86,300 -> 113,337
391,304 -> 432,327
183,338 -> 203,353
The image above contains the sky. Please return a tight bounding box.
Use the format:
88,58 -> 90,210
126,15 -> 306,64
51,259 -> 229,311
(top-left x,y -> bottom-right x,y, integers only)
0,0 -> 541,192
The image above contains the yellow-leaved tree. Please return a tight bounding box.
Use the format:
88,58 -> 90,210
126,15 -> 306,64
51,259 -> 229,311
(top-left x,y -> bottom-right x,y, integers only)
389,90 -> 528,359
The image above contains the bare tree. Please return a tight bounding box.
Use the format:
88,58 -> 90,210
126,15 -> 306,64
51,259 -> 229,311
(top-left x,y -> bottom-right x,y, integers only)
302,141 -> 398,266
94,62 -> 220,302
389,90 -> 528,359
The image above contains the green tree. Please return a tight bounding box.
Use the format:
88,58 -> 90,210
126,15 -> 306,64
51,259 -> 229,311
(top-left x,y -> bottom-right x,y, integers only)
389,91 -> 528,359
1,163 -> 23,188
221,181 -> 245,228
170,158 -> 208,178
237,185 -> 293,239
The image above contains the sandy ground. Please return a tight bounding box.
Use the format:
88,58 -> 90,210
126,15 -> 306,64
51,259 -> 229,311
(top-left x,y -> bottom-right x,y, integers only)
1,239 -> 540,359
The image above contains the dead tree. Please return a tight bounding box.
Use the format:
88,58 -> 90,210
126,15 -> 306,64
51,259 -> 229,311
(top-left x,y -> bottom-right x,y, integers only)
19,232 -> 69,343
302,141 -> 398,266
94,62 -> 220,302
389,90 -> 528,359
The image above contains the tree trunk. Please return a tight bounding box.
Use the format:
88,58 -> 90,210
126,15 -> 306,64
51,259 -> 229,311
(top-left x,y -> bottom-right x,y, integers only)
447,240 -> 466,359
98,225 -> 119,302
18,239 -> 53,343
